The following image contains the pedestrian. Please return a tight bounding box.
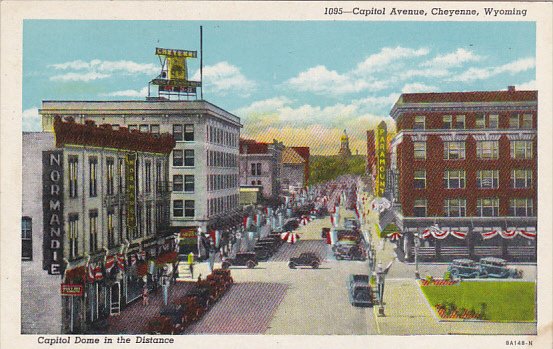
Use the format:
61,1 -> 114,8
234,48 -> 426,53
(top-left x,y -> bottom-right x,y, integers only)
142,285 -> 149,306
187,251 -> 194,279
160,267 -> 170,306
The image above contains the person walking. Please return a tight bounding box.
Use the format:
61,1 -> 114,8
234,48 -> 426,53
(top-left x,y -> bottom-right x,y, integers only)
187,252 -> 195,279
160,268 -> 170,306
142,285 -> 149,306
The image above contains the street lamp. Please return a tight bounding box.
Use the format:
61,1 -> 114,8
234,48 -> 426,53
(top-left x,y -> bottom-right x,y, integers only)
375,260 -> 392,317
414,234 -> 421,280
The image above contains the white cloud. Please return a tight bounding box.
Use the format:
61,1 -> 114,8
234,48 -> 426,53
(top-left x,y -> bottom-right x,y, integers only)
102,86 -> 149,97
515,80 -> 536,90
50,71 -> 111,82
399,67 -> 450,80
286,65 -> 375,95
354,46 -> 429,75
401,83 -> 439,93
49,59 -> 159,82
421,48 -> 483,68
192,61 -> 256,96
448,57 -> 535,82
22,107 -> 41,131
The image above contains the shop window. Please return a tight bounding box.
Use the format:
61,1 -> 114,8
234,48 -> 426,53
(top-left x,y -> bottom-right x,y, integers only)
509,198 -> 533,217
444,141 -> 465,160
413,142 -> 426,160
477,170 -> 499,189
510,141 -> 533,159
185,200 -> 195,218
22,217 -> 32,261
413,170 -> 426,189
444,199 -> 466,217
476,141 -> 499,159
444,170 -> 466,189
477,198 -> 499,217
511,169 -> 532,188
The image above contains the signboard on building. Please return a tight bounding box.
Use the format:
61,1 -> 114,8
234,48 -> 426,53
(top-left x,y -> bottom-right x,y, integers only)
42,150 -> 64,275
61,284 -> 83,296
126,153 -> 137,233
375,121 -> 387,197
151,47 -> 201,97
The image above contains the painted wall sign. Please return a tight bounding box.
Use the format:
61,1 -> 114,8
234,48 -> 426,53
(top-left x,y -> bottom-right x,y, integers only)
42,150 -> 64,275
375,121 -> 387,197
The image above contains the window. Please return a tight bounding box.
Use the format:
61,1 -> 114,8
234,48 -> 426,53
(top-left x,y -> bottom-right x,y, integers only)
442,115 -> 452,129
477,198 -> 499,217
511,141 -> 533,159
118,158 -> 124,193
444,141 -> 465,160
156,162 -> 163,192
185,200 -> 195,218
184,175 -> 194,192
257,180 -> 262,185
509,113 -> 520,129
444,170 -> 466,189
489,114 -> 499,129
173,200 -> 183,217
128,124 -> 138,131
145,204 -> 152,236
477,170 -> 499,189
107,210 -> 115,248
455,115 -> 465,129
69,156 -> 78,198
413,199 -> 427,217
145,161 -> 151,193
251,180 -> 256,185
522,114 -> 533,129
111,124 -> 120,130
413,142 -> 426,160
184,150 -> 195,166
414,116 -> 425,130
509,198 -> 533,217
511,169 -> 533,188
89,157 -> 98,197
444,199 -> 466,217
414,170 -> 426,189
475,114 -> 485,129
184,124 -> 194,141
251,163 -> 256,176
68,214 -> 79,259
173,125 -> 183,141
173,150 -> 183,166
477,141 -> 499,159
139,124 -> 149,133
173,175 -> 183,191
106,158 -> 115,195
22,217 -> 32,261
89,210 -> 98,253
150,124 -> 160,134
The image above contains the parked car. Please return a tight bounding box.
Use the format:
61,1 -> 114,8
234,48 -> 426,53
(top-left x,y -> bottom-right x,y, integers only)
447,259 -> 482,279
479,257 -> 523,278
348,274 -> 374,307
288,252 -> 321,269
282,220 -> 299,231
332,240 -> 366,261
222,252 -> 258,269
254,245 -> 272,261
343,218 -> 361,231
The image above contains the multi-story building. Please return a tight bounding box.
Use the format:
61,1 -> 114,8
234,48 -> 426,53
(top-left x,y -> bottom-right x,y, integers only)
387,87 -> 537,262
239,138 -> 284,201
40,99 -> 242,239
281,147 -> 310,190
366,130 -> 375,176
25,116 -> 174,333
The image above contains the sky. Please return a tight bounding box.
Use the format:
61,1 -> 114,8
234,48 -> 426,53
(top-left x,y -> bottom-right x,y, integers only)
23,21 -> 536,155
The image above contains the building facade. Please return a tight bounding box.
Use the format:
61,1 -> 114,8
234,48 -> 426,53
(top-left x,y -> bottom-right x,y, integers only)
40,100 -> 242,237
239,138 -> 284,201
388,87 -> 537,262
281,147 -> 308,190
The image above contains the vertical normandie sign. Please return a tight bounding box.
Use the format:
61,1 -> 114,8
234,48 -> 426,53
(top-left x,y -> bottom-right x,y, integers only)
126,153 -> 137,234
42,151 -> 64,275
375,121 -> 387,197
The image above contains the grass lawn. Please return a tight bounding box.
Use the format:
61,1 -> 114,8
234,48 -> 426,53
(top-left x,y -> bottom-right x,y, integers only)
421,281 -> 536,322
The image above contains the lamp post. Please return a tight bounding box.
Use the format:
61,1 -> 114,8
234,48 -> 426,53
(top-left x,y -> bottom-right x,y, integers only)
414,234 -> 421,280
375,260 -> 392,317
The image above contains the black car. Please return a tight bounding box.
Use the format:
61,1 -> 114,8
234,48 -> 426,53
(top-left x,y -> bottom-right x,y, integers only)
222,252 -> 258,269
288,252 -> 321,269
256,238 -> 279,252
282,220 -> 299,231
253,245 -> 273,261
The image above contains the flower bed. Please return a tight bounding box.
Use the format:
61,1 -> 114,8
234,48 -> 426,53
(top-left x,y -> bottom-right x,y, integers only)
420,279 -> 458,286
435,303 -> 482,320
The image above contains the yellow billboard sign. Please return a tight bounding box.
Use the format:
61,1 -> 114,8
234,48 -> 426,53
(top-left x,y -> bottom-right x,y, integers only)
375,121 -> 387,197
167,57 -> 187,80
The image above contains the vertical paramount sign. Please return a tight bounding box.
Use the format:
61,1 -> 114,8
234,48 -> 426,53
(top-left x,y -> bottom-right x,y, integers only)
126,153 -> 137,233
43,151 -> 64,275
375,121 -> 387,197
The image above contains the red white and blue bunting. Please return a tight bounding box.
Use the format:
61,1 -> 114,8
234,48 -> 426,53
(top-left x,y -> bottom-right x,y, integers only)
481,229 -> 536,240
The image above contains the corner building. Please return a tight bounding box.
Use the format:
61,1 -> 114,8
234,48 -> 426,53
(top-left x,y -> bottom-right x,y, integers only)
388,87 -> 537,262
40,100 -> 242,239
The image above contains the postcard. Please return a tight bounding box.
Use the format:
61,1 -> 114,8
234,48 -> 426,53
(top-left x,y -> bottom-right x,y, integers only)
1,1 -> 552,348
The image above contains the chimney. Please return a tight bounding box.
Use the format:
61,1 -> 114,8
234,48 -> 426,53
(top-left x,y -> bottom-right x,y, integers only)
508,85 -> 516,92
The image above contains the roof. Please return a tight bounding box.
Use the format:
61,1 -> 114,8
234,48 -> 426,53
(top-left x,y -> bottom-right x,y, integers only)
399,90 -> 537,104
53,116 -> 175,154
291,146 -> 310,162
240,139 -> 269,154
282,147 -> 306,164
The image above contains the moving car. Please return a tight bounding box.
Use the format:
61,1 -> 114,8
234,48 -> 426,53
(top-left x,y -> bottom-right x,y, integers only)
348,274 -> 374,307
479,257 -> 523,278
332,240 -> 367,261
288,252 -> 321,269
447,259 -> 482,279
343,218 -> 361,231
221,252 -> 258,269
321,227 -> 330,239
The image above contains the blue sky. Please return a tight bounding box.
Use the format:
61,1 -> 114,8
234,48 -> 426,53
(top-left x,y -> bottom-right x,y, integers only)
23,21 -> 536,154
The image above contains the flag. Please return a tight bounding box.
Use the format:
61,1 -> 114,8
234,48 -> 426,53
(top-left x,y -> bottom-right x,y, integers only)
105,255 -> 115,273
88,263 -> 95,283
116,253 -> 125,271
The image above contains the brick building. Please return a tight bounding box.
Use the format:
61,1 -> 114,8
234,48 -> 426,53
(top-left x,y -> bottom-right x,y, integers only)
281,147 -> 310,190
387,87 -> 537,262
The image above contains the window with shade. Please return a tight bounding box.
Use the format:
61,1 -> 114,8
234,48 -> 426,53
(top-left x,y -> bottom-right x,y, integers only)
444,141 -> 465,160
89,157 -> 98,197
477,170 -> 499,189
22,217 -> 32,261
509,198 -> 534,217
477,198 -> 499,217
444,170 -> 466,189
511,169 -> 532,188
413,170 -> 426,189
414,116 -> 425,130
476,141 -> 499,159
413,199 -> 427,217
444,198 -> 466,217
414,142 -> 426,160
510,141 -> 533,159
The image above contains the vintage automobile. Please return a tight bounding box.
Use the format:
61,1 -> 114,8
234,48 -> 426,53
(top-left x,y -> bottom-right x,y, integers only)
253,245 -> 273,261
447,259 -> 482,279
332,240 -> 367,261
343,218 -> 361,231
348,274 -> 374,307
268,232 -> 285,246
288,252 -> 321,269
221,252 -> 258,269
256,238 -> 280,252
479,257 -> 523,278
